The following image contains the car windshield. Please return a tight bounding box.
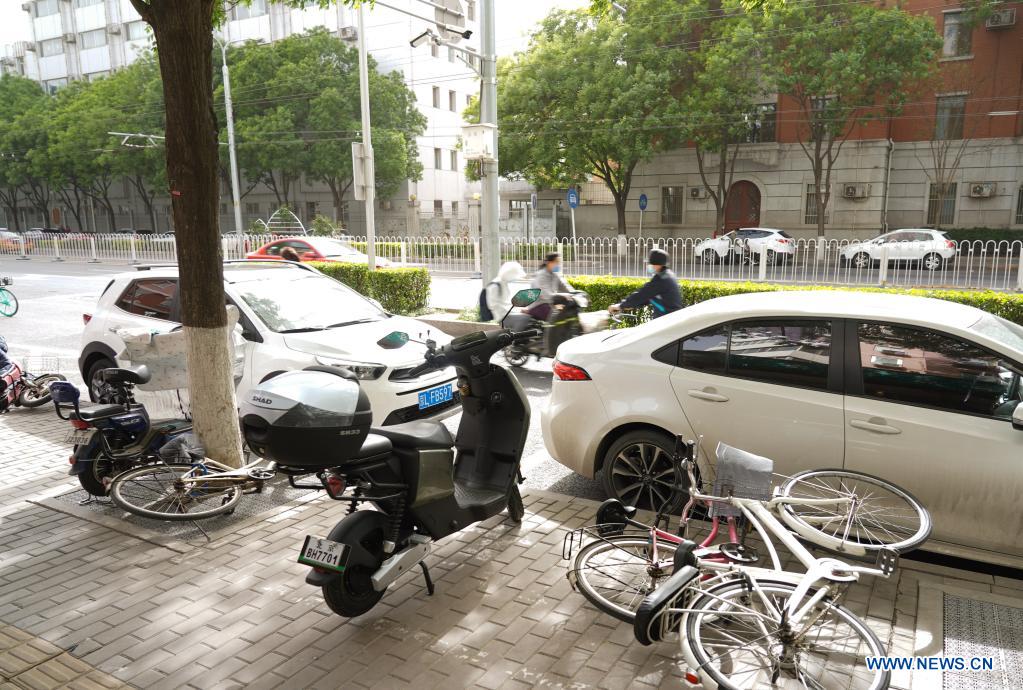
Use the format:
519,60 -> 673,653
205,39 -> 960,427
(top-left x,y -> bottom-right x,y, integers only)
307,238 -> 363,257
970,313 -> 1023,354
234,273 -> 385,333
777,230 -> 793,238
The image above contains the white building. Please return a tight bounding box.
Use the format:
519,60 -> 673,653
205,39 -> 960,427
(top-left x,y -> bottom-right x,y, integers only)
1,0 -> 481,235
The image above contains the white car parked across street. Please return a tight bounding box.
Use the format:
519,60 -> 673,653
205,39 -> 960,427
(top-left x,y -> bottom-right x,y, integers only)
542,290 -> 1023,567
695,227 -> 795,265
79,261 -> 457,426
841,228 -> 956,271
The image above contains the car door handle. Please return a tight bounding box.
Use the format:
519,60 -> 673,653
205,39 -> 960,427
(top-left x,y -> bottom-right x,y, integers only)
687,389 -> 729,403
849,418 -> 901,435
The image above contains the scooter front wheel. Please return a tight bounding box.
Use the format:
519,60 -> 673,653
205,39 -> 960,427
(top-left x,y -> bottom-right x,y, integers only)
503,345 -> 529,368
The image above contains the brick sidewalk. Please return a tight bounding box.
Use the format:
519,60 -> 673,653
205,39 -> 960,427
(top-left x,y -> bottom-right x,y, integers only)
1,406 -> 1020,689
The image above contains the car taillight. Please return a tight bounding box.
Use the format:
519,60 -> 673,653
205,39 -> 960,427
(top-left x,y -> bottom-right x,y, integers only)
553,360 -> 590,381
946,240 -> 955,249
71,419 -> 89,430
82,313 -> 92,325
777,238 -> 791,244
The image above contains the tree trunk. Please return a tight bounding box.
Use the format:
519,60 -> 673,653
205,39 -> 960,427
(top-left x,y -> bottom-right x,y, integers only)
135,0 -> 242,468
614,195 -> 627,235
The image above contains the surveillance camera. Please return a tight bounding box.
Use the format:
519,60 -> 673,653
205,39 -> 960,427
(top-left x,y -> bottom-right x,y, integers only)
460,29 -> 473,40
410,30 -> 433,49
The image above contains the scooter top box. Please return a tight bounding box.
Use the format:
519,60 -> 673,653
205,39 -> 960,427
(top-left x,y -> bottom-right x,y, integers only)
240,369 -> 374,468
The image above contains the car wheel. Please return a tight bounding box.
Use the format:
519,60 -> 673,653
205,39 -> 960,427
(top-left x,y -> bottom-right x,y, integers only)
851,252 -> 871,270
922,253 -> 944,271
701,248 -> 719,265
86,357 -> 117,403
765,249 -> 778,266
600,430 -> 687,515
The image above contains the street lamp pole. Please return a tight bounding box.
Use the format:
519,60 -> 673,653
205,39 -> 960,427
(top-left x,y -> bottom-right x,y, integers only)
217,36 -> 244,238
357,4 -> 377,270
480,0 -> 499,283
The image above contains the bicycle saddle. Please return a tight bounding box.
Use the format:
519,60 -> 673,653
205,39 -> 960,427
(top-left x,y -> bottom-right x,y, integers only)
100,365 -> 151,386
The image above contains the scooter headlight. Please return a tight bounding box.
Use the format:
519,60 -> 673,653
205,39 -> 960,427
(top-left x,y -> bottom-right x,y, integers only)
315,357 -> 386,380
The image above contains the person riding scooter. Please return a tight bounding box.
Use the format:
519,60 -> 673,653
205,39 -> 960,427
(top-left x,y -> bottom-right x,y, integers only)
608,249 -> 683,319
527,252 -> 574,321
482,261 -> 526,323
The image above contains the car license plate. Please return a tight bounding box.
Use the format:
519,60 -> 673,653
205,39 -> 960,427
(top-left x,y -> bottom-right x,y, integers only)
298,536 -> 349,572
417,383 -> 453,410
63,429 -> 94,446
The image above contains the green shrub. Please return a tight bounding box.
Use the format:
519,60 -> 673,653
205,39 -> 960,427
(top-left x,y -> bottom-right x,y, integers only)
347,240 -> 573,262
310,215 -> 338,236
309,262 -> 431,315
943,228 -> 1023,245
566,275 -> 1023,326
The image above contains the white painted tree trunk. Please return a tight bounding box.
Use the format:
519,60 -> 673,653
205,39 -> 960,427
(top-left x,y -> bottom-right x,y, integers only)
184,324 -> 243,468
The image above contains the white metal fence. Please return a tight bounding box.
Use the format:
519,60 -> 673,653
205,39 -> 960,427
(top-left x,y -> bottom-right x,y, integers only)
4,232 -> 1023,292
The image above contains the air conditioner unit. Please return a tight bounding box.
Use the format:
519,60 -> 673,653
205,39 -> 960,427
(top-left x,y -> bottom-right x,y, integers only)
986,8 -> 1016,28
107,24 -> 121,35
969,182 -> 996,198
338,26 -> 357,41
689,186 -> 709,200
843,183 -> 869,199
63,33 -> 76,43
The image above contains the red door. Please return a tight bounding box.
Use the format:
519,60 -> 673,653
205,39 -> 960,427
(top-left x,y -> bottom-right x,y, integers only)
724,181 -> 761,231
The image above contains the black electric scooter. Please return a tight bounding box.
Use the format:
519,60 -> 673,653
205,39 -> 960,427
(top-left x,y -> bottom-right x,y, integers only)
298,289 -> 542,617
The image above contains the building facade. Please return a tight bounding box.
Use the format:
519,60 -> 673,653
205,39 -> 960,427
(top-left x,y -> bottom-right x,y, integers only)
0,0 -> 482,235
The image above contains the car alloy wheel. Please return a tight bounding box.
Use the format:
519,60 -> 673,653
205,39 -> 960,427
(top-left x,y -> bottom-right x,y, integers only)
851,252 -> 871,270
702,248 -> 719,265
601,431 -> 686,514
922,253 -> 943,271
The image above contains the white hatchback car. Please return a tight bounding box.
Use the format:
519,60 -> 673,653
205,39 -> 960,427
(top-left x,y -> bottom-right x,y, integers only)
695,227 -> 795,265
841,229 -> 956,271
79,261 -> 457,425
542,290 -> 1023,567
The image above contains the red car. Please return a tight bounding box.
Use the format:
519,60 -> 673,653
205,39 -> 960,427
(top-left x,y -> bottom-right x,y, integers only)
246,236 -> 392,267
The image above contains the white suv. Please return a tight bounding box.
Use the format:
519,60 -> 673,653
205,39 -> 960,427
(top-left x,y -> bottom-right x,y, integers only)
79,261 -> 457,425
695,227 -> 795,265
841,229 -> 956,271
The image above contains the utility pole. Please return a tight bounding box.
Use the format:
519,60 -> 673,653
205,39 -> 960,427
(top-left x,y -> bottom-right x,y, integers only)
480,0 -> 499,283
217,35 -> 244,238
357,4 -> 377,270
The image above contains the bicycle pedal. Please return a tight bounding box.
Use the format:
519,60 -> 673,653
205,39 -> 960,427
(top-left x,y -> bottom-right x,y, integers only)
719,542 -> 760,564
876,547 -> 899,575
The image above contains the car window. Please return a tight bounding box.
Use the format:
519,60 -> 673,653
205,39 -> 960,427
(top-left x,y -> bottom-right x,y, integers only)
857,322 -> 1023,419
116,278 -> 177,320
777,230 -> 793,239
728,321 -> 832,390
264,241 -> 284,256
233,273 -> 385,333
680,324 -> 729,373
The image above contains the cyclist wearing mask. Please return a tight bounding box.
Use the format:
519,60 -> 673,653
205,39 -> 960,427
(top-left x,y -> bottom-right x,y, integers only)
609,249 -> 683,319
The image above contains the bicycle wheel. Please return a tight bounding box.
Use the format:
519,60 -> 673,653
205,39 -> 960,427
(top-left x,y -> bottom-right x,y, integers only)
684,580 -> 889,690
571,535 -> 677,623
0,288 -> 17,317
110,463 -> 243,521
778,469 -> 930,554
17,374 -> 65,407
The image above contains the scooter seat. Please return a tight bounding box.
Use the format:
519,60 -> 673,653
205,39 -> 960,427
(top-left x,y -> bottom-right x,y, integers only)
355,433 -> 393,459
372,421 -> 452,450
75,404 -> 129,421
100,366 -> 151,386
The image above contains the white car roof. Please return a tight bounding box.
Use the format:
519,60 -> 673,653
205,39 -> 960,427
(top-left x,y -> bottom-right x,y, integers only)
112,261 -> 311,284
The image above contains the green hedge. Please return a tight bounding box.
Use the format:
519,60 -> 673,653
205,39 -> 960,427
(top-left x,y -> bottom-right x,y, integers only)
310,262 -> 431,315
566,275 -> 1023,326
943,228 -> 1023,245
349,240 -> 573,261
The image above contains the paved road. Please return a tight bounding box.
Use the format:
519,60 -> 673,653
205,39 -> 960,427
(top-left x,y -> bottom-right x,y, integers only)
0,257 -> 604,501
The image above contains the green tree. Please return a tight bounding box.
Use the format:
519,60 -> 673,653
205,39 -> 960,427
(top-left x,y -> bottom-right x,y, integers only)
0,75 -> 48,231
758,1 -> 941,236
497,10 -> 680,234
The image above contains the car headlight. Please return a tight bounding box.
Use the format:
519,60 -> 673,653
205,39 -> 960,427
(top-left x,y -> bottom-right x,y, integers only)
315,356 -> 386,380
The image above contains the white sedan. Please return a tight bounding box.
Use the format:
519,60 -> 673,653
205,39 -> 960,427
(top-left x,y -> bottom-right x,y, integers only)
840,228 -> 956,271
542,290 -> 1023,567
695,227 -> 795,265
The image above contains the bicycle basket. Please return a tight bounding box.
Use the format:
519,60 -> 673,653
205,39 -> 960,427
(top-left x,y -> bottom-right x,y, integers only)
709,443 -> 774,518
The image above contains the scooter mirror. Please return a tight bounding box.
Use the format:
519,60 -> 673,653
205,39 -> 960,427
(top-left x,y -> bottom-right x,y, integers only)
377,331 -> 410,350
511,288 -> 541,308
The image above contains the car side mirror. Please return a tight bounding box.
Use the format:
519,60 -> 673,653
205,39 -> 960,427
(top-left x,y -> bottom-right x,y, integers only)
1013,402 -> 1023,431
377,331 -> 409,350
511,288 -> 541,308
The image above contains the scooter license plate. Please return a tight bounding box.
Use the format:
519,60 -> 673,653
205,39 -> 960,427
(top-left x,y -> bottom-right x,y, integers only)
417,383 -> 453,410
298,536 -> 349,573
63,429 -> 94,446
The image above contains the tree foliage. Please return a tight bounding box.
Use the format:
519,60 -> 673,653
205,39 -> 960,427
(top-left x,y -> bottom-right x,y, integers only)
0,75 -> 48,231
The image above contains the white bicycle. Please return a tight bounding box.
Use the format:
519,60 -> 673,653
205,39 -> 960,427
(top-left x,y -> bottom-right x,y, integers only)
566,439 -> 931,690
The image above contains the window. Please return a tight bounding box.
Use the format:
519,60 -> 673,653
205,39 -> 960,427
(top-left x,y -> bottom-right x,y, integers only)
39,38 -> 63,57
451,201 -> 459,217
450,150 -> 458,171
126,21 -> 148,41
79,29 -> 107,50
433,200 -> 443,217
448,47 -> 456,63
804,185 -> 829,225
857,323 -> 1022,419
935,95 -> 966,140
433,148 -> 442,170
927,183 -> 957,226
1016,186 -> 1023,225
432,86 -> 440,108
430,43 -> 439,58
36,0 -> 59,17
467,0 -> 475,21
745,103 -> 777,143
44,78 -> 67,94
231,0 -> 267,20
729,321 -> 832,390
681,325 -> 729,374
449,90 -> 457,112
116,279 -> 177,321
74,0 -> 103,7
306,201 -> 317,219
942,11 -> 972,58
245,202 -> 260,215
661,186 -> 684,225
86,70 -> 108,81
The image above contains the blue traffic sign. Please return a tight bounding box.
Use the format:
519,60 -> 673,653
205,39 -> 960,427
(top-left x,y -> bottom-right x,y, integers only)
639,193 -> 648,211
567,188 -> 579,209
